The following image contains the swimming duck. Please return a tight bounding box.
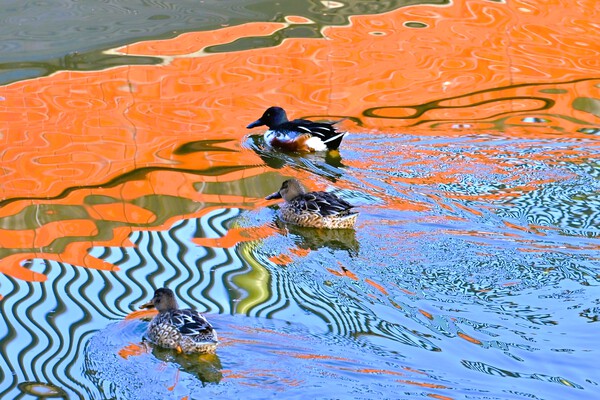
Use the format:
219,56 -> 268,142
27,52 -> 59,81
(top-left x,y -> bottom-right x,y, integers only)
247,106 -> 346,152
139,288 -> 218,354
266,178 -> 358,229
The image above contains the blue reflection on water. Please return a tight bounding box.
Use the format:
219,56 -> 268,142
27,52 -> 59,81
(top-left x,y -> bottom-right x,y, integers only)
1,131 -> 599,399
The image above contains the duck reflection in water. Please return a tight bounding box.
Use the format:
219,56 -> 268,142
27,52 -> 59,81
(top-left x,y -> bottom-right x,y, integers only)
266,179 -> 358,230
115,340 -> 223,385
150,345 -> 223,385
245,132 -> 347,187
277,219 -> 360,256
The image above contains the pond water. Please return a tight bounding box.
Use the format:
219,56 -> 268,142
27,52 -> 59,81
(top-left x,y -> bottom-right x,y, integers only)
1,1 -> 599,399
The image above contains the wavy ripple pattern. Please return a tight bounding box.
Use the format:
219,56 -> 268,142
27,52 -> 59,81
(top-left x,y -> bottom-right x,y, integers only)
0,209 -> 244,399
0,135 -> 598,398
0,261 -> 116,399
0,0 -> 599,398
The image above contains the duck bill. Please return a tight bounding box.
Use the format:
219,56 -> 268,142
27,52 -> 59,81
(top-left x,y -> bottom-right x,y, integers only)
139,299 -> 156,310
265,191 -> 282,200
246,119 -> 264,129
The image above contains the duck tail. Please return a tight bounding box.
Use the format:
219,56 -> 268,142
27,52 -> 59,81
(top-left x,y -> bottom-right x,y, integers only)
323,131 -> 347,150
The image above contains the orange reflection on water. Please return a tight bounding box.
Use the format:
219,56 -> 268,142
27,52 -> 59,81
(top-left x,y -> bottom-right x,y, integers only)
349,368 -> 405,377
223,369 -> 303,388
118,343 -> 150,360
268,253 -> 294,266
0,0 -> 598,282
192,225 -> 278,248
0,166 -> 270,281
272,350 -> 352,363
419,309 -> 434,320
457,332 -> 483,346
335,366 -> 452,398
364,278 -> 389,295
396,380 -> 450,390
327,263 -> 359,281
125,309 -> 158,320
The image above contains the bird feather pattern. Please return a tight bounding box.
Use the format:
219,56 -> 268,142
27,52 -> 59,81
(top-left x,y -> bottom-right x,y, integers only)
291,191 -> 354,217
164,309 -> 216,342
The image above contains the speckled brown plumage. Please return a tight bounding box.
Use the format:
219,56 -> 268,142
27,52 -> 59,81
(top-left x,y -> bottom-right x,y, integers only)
139,288 -> 218,354
266,179 -> 358,229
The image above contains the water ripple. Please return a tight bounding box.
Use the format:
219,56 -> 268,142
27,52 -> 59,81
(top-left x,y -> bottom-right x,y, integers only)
1,0 -> 599,398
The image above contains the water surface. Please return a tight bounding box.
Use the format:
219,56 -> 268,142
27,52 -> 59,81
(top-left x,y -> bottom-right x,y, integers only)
0,0 -> 599,399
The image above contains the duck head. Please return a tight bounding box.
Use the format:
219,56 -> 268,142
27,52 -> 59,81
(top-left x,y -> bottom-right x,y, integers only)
247,106 -> 288,129
139,287 -> 179,312
265,178 -> 306,202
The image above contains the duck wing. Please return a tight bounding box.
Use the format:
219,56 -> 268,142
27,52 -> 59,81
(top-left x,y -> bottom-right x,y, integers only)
294,191 -> 354,217
170,309 -> 216,340
287,120 -> 346,150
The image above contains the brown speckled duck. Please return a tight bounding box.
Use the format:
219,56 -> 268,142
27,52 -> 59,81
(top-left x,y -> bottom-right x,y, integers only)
139,288 -> 218,354
266,178 -> 358,229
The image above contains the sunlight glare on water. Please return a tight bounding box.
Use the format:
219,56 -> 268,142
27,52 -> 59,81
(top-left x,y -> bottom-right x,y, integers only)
0,0 -> 599,399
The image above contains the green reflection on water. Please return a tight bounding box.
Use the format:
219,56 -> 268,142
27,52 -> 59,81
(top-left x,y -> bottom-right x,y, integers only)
572,97 -> 600,117
539,88 -> 568,94
0,204 -> 89,230
0,0 -> 449,84
403,21 -> 429,28
234,241 -> 271,314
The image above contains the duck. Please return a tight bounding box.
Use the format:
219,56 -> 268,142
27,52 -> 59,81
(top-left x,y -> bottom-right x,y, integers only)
139,287 -> 218,354
265,178 -> 358,229
246,106 -> 347,152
